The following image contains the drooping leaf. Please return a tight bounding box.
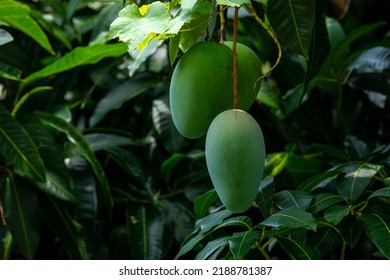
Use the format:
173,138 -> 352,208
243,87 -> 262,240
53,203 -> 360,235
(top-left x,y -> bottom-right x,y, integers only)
229,230 -> 260,260
277,236 -> 322,260
196,236 -> 230,260
35,111 -> 113,216
0,103 -> 46,183
360,214 -> 390,259
307,193 -> 344,213
324,204 -> 358,225
260,207 -> 317,231
255,177 -> 274,218
0,0 -> 54,54
90,77 -> 161,126
194,189 -> 219,219
339,215 -> 363,249
152,97 -> 184,153
273,190 -> 313,210
20,43 -> 128,90
336,162 -> 382,203
267,0 -> 315,59
40,195 -> 89,259
126,204 -> 164,260
108,2 -> 171,52
4,175 -> 40,259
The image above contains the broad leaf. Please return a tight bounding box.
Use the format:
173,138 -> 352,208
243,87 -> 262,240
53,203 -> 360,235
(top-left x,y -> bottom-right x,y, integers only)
307,226 -> 342,256
340,215 -> 363,249
4,176 -> 40,259
369,187 -> 390,200
336,162 -> 381,203
41,195 -> 89,259
360,214 -> 390,259
297,168 -> 342,192
260,208 -> 317,231
35,112 -> 113,215
196,236 -> 230,260
308,193 -> 344,213
90,77 -> 161,126
255,177 -> 274,218
215,216 -> 253,231
273,190 -> 313,210
126,204 -> 164,260
197,208 -> 233,233
229,230 -> 260,260
0,0 -> 54,54
175,232 -> 207,259
277,236 -> 322,260
267,0 -> 315,59
152,97 -> 184,153
21,43 -> 127,90
0,103 -> 46,183
194,189 -> 219,219
324,204 -> 358,225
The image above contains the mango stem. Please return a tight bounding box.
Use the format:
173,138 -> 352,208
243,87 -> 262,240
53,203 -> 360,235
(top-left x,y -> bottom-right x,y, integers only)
232,6 -> 239,110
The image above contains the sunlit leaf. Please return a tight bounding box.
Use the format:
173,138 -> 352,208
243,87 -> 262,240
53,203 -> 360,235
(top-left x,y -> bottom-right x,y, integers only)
0,28 -> 13,46
297,168 -> 343,192
360,214 -> 390,259
216,0 -> 250,6
229,230 -> 260,260
308,193 -> 344,213
260,208 -> 317,231
273,190 -> 313,210
324,204 -> 358,225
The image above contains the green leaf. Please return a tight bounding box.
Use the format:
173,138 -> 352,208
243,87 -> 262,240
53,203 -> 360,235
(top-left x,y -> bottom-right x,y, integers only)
360,214 -> 390,259
108,2 -> 171,52
4,175 -> 40,259
308,193 -> 344,213
41,195 -> 89,259
196,236 -> 230,260
175,232 -> 207,259
336,162 -> 382,203
128,39 -> 163,77
339,215 -> 362,249
194,189 -> 219,219
229,230 -> 260,260
0,0 -> 54,54
297,168 -> 343,192
35,112 -> 113,216
255,177 -> 274,218
215,216 -> 253,231
216,0 -> 250,7
0,103 -> 46,183
90,77 -> 161,126
152,97 -> 184,153
349,72 -> 390,96
277,236 -> 322,260
260,208 -> 317,231
324,204 -> 358,225
0,62 -> 21,81
126,204 -> 163,260
84,133 -> 134,152
369,187 -> 390,200
306,226 -> 342,256
196,208 -> 233,233
267,0 -> 315,59
20,43 -> 128,90
0,28 -> 13,46
273,190 -> 313,210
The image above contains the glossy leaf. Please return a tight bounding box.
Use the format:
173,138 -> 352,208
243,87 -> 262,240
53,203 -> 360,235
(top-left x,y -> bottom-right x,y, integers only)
152,97 -> 184,153
229,230 -> 260,260
84,133 -> 134,152
267,0 -> 315,59
340,215 -> 363,248
0,62 -> 21,81
277,236 -> 322,260
4,176 -> 40,259
255,177 -> 274,218
215,216 -> 253,231
308,193 -> 344,213
35,112 -> 113,215
348,47 -> 390,72
324,204 -> 358,225
175,232 -> 207,259
306,226 -> 342,256
194,189 -> 218,219
297,168 -> 342,192
360,214 -> 390,259
197,208 -> 233,233
273,190 -> 313,210
336,162 -> 381,203
41,195 -> 89,259
90,78 -> 161,126
260,208 -> 317,231
369,187 -> 390,200
0,28 -> 13,46
0,103 -> 46,183
0,0 -> 54,54
126,204 -> 164,260
21,43 -> 127,90
196,236 -> 230,260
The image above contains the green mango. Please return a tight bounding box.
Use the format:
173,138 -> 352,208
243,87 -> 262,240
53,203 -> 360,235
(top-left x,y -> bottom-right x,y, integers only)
224,41 -> 262,110
205,109 -> 266,213
169,41 -> 233,139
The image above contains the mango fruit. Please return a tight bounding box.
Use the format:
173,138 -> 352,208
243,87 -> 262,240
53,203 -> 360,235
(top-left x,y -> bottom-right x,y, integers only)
205,109 -> 266,213
169,42 -> 233,139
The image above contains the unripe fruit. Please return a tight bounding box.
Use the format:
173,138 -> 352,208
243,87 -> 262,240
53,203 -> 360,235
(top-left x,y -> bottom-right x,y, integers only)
224,41 -> 262,110
169,42 -> 233,139
205,109 -> 266,213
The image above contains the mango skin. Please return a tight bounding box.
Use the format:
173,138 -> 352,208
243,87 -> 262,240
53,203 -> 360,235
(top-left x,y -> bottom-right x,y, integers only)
170,42 -> 233,139
205,109 -> 266,213
224,41 -> 262,109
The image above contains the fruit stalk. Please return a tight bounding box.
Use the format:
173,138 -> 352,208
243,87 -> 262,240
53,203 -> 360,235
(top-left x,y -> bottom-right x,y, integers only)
232,6 -> 239,110
219,5 -> 226,43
